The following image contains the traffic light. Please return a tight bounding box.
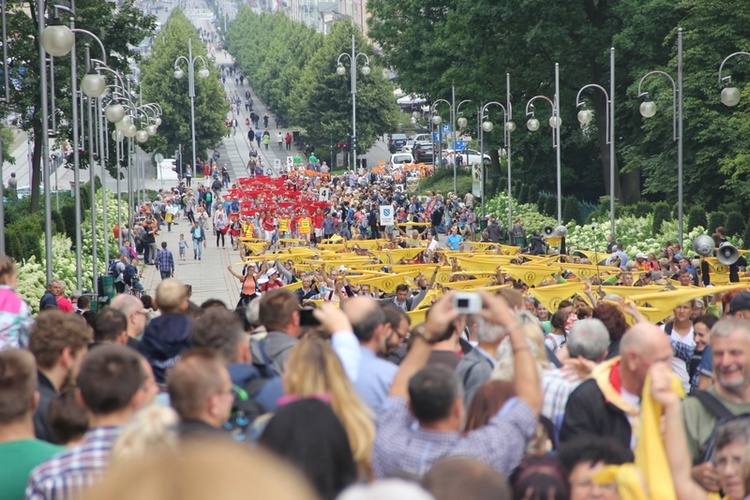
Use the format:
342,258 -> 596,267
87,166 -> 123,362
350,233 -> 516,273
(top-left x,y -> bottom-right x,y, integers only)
350,135 -> 357,152
346,134 -> 352,152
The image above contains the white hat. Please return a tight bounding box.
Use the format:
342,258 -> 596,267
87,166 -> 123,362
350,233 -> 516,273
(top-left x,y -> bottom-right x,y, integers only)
635,252 -> 647,260
257,276 -> 269,285
266,268 -> 278,276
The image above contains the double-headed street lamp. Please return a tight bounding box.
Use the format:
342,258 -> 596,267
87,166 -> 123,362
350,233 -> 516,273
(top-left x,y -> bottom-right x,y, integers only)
526,63 -> 563,225
42,9 -> 109,289
576,48 -> 616,239
718,51 -> 750,106
336,34 -> 370,170
432,87 -> 472,194
637,28 -> 683,248
478,73 -> 516,223
174,38 -> 209,180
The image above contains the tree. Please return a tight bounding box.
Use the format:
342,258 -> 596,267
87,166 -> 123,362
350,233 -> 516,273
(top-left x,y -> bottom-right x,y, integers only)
4,0 -> 155,212
139,9 -> 228,168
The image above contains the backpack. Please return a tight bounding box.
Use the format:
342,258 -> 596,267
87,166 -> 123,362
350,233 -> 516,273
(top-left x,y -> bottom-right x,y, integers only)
212,179 -> 222,191
692,390 -> 750,463
225,381 -> 268,442
124,264 -> 138,287
109,260 -> 122,282
499,226 -> 509,241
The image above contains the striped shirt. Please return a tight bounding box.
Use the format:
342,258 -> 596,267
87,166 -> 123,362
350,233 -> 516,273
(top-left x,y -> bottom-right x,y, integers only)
26,426 -> 122,499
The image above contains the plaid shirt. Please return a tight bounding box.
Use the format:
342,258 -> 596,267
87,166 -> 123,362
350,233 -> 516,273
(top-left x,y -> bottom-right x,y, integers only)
26,426 -> 122,499
542,368 -> 583,433
155,248 -> 175,273
372,395 -> 536,478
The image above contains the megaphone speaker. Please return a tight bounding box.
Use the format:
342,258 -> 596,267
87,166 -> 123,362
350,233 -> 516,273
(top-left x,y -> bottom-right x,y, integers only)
692,235 -> 715,257
542,226 -> 555,238
718,244 -> 740,266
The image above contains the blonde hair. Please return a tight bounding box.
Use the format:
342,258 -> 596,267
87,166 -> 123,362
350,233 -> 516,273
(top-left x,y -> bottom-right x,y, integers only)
490,313 -> 549,381
285,338 -> 375,479
86,440 -> 318,500
110,405 -> 179,463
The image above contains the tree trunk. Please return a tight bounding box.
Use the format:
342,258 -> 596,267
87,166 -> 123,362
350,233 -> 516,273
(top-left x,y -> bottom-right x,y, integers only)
30,120 -> 42,214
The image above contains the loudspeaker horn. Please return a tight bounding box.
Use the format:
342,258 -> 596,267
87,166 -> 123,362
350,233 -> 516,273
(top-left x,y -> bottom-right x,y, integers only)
718,243 -> 740,266
692,235 -> 715,257
554,225 -> 568,238
542,226 -> 555,238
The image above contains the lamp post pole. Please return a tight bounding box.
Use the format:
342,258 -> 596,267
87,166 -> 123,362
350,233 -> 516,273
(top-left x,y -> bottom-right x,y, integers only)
637,29 -> 682,247
174,38 -> 209,181
38,0 -> 53,283
336,34 -> 370,170
526,63 -> 563,225
576,48 -> 616,239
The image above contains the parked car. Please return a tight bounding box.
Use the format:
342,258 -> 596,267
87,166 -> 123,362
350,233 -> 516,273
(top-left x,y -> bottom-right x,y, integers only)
404,133 -> 432,154
414,143 -> 434,164
442,148 -> 490,166
389,133 -> 408,151
390,153 -> 414,167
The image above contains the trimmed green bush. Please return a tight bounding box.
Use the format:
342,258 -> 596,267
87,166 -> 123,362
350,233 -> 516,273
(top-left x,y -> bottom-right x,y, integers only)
707,212 -> 727,234
51,210 -> 65,235
688,206 -> 707,232
543,196 -> 557,218
60,204 -> 77,245
563,195 -> 579,224
537,193 -> 547,214
633,201 -> 653,218
726,212 -> 744,237
652,202 -> 671,234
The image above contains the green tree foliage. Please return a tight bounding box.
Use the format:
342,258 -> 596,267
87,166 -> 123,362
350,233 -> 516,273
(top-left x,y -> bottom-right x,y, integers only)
140,9 -> 228,166
4,0 -> 155,212
543,196 -> 556,218
225,12 -> 398,153
687,206 -> 707,232
652,202 -> 672,234
707,212 -> 727,234
367,0 -> 750,210
725,212 -> 744,237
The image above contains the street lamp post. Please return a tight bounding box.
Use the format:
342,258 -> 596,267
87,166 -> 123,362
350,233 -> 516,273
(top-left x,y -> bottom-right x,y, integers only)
431,88 -> 471,194
478,73 -> 516,223
174,38 -> 209,181
526,63 -> 563,225
576,48 -> 616,239
718,51 -> 750,107
637,29 -> 683,248
336,34 -> 370,170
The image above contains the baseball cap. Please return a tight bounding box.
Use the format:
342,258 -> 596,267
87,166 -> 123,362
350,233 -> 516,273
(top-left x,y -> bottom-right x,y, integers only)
729,291 -> 750,314
636,253 -> 647,260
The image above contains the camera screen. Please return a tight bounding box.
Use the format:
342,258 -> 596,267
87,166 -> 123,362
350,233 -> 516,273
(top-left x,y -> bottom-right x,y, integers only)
457,298 -> 469,308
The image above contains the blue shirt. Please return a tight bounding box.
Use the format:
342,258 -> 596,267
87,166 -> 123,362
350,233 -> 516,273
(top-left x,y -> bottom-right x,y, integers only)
355,347 -> 398,414
446,234 -> 463,250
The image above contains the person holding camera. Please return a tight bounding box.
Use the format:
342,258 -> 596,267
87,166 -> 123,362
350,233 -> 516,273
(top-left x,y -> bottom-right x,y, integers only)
371,291 -> 542,478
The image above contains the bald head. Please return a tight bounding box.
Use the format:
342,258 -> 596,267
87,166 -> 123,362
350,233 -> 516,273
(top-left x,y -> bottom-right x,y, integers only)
619,322 -> 673,395
110,294 -> 144,317
342,296 -> 386,343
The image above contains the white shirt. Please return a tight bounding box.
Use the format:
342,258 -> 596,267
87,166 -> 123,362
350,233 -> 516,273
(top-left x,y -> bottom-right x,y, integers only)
661,323 -> 694,393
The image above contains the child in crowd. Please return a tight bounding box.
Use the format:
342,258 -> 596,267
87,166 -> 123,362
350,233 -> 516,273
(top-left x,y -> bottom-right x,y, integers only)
178,234 -> 188,262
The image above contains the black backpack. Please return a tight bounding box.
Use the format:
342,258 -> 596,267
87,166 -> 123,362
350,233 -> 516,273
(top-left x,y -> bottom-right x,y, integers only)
123,264 -> 138,287
109,260 -> 122,281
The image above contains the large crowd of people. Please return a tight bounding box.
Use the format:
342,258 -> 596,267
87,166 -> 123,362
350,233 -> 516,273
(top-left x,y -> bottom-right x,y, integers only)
5,29 -> 750,500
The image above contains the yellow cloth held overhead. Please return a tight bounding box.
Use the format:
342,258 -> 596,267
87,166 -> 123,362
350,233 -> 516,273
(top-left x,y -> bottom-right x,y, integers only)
502,264 -> 559,287
632,283 -> 745,313
530,282 -> 586,312
634,370 -> 685,500
591,464 -> 648,500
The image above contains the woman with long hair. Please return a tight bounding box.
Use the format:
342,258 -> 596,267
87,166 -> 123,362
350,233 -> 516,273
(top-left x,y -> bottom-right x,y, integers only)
283,338 -> 375,480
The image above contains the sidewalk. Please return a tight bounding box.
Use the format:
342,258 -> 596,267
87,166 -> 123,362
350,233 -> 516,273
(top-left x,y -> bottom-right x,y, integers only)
137,50 -> 295,308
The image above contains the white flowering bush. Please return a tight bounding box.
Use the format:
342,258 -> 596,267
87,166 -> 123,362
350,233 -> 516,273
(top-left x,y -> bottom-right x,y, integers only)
487,191 -> 734,255
81,190 -> 130,268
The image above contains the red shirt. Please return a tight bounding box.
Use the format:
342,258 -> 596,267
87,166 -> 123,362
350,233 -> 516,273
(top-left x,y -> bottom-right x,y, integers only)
57,296 -> 75,313
262,216 -> 275,232
313,214 -> 324,229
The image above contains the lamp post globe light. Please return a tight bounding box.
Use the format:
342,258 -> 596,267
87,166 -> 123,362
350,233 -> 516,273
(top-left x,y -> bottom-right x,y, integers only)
718,51 -> 750,107
431,88 -> 472,193
477,73 -> 515,228
174,37 -> 210,180
526,63 -> 563,225
575,47 -> 616,240
636,29 -> 683,248
335,34 -> 371,170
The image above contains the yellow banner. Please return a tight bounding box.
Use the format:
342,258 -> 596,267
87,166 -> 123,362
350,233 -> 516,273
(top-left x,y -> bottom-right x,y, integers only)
503,264 -> 559,287
531,283 -> 587,312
